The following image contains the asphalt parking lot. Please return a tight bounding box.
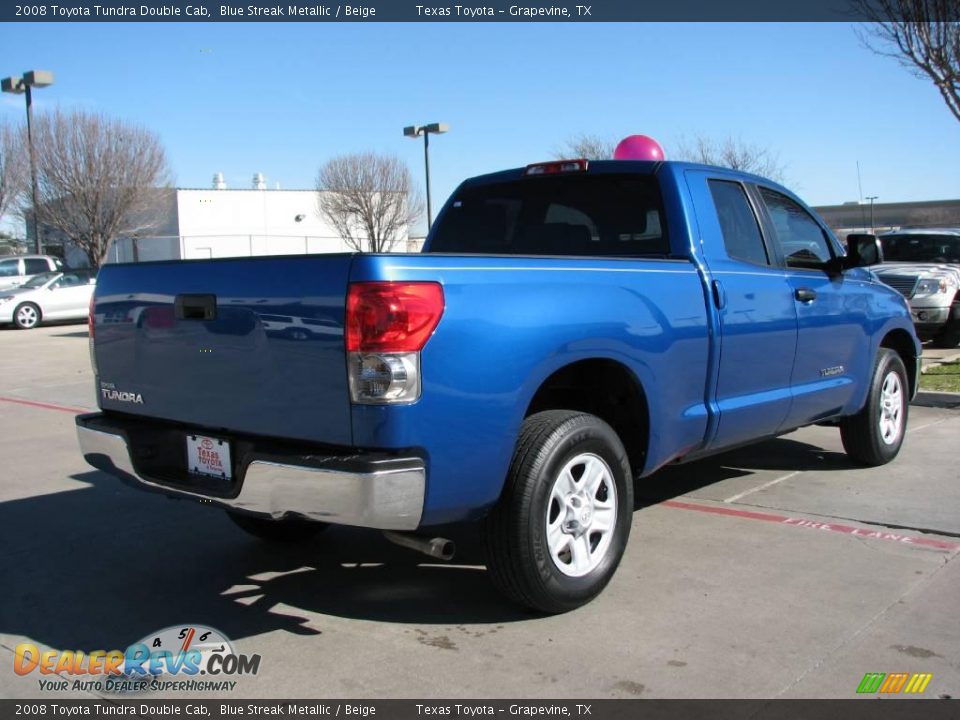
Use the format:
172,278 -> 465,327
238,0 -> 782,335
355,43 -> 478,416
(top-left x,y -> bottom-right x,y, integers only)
1,323 -> 959,700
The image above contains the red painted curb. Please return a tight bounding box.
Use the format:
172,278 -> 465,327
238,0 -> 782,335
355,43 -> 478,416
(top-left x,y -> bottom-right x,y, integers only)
0,396 -> 91,415
662,499 -> 960,552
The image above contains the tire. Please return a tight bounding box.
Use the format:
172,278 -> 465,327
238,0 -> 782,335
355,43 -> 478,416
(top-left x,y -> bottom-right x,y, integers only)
840,349 -> 909,466
13,302 -> 41,330
226,511 -> 328,543
932,312 -> 960,349
483,410 -> 633,614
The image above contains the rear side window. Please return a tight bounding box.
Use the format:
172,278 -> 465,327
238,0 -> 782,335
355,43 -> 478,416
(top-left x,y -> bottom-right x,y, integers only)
759,188 -> 834,269
429,174 -> 669,257
0,259 -> 20,277
24,258 -> 50,274
709,180 -> 768,266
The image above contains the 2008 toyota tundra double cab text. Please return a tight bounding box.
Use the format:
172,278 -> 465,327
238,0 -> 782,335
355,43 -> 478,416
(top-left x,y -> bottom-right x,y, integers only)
77,157 -> 921,613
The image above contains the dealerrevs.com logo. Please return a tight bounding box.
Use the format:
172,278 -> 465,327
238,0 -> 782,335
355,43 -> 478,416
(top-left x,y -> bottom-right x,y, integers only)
14,624 -> 261,693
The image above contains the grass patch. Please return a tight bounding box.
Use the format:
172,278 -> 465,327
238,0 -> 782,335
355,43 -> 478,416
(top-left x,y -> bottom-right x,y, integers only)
921,361 -> 960,393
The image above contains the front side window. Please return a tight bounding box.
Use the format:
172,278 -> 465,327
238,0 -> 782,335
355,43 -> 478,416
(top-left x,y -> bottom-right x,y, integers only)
759,187 -> 833,269
429,174 -> 669,257
709,180 -> 768,266
24,272 -> 58,289
24,258 -> 50,274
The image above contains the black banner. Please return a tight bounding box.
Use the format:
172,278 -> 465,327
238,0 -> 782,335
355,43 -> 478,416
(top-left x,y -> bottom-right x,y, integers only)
0,0 -> 934,23
2,700 -> 959,720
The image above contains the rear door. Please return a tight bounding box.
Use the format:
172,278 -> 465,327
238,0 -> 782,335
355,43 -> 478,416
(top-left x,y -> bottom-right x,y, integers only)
93,255 -> 355,445
686,171 -> 798,450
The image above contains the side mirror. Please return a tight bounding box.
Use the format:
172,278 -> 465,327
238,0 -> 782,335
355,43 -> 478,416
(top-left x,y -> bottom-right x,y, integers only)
844,233 -> 883,268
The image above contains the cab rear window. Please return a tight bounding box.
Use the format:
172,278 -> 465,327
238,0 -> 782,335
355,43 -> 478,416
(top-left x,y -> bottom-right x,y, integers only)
428,174 -> 668,257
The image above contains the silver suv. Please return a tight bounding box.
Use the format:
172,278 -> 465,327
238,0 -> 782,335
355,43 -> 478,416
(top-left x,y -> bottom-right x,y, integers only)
0,255 -> 64,292
872,229 -> 960,347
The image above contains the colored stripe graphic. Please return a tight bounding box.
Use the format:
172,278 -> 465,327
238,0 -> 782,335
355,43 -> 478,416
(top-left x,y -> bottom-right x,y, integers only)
880,673 -> 909,693
857,673 -> 886,694
904,673 -> 933,694
858,672 -> 933,694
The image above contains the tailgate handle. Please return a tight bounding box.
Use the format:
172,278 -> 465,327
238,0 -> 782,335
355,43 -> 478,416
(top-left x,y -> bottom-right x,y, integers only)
175,294 -> 217,321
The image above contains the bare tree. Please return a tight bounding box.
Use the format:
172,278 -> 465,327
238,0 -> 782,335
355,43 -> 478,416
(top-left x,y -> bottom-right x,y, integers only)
673,135 -> 787,182
0,119 -> 27,224
315,152 -> 423,253
855,0 -> 960,122
32,109 -> 173,267
553,133 -> 617,160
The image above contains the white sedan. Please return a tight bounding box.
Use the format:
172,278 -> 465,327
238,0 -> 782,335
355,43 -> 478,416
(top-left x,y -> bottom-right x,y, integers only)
0,269 -> 97,329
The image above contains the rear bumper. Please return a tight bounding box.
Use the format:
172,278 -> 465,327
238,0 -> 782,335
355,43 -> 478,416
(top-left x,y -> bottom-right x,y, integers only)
76,413 -> 425,531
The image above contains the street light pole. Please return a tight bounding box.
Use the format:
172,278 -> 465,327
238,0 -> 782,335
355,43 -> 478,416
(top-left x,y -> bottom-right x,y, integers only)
2,71 -> 54,255
866,195 -> 879,234
404,122 -> 449,230
423,129 -> 431,229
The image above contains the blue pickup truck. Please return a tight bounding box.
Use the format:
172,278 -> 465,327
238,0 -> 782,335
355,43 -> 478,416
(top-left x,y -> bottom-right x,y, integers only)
77,156 -> 920,613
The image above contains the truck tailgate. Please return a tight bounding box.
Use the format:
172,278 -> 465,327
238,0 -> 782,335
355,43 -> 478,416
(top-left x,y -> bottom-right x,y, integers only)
93,255 -> 354,446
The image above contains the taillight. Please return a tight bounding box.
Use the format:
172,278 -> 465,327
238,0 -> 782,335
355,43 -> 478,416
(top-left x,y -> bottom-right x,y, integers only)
346,282 -> 444,353
345,282 -> 444,404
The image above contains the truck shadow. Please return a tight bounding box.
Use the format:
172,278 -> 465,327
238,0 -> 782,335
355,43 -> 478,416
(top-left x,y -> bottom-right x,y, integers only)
634,435 -> 855,508
0,470 -> 529,657
2,433 -> 850,652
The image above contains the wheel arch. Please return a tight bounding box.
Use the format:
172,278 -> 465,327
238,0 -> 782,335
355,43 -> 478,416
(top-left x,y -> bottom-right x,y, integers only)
524,358 -> 650,473
879,327 -> 919,400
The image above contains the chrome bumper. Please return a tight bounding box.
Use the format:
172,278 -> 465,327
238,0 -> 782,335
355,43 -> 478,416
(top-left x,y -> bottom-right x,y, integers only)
76,421 -> 425,531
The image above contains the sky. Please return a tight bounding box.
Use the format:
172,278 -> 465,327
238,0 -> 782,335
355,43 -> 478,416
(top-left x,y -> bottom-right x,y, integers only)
1,21 -> 959,236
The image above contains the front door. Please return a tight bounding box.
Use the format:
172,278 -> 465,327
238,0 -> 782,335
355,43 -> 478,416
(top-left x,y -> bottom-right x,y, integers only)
753,186 -> 872,429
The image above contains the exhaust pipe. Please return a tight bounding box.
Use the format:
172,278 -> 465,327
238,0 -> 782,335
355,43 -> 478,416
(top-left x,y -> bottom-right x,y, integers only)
383,531 -> 456,561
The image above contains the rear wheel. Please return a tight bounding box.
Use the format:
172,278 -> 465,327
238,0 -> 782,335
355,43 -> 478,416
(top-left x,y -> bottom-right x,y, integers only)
483,410 -> 633,614
840,349 -> 908,466
226,511 -> 328,543
13,302 -> 41,330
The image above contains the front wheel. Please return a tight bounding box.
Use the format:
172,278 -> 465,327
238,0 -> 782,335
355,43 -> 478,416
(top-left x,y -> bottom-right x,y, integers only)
483,410 -> 633,614
13,302 -> 41,329
932,311 -> 960,348
840,349 -> 908,466
226,511 -> 328,543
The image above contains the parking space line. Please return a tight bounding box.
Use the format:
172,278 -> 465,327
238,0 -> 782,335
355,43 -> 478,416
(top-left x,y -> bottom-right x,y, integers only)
723,470 -> 802,503
0,396 -> 91,415
906,418 -> 950,434
661,499 -> 960,552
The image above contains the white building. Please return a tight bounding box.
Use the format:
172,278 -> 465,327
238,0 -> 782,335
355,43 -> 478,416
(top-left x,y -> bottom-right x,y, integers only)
60,173 -> 421,267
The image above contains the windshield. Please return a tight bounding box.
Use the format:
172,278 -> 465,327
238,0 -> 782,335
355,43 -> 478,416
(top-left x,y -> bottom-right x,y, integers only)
880,234 -> 960,263
428,174 -> 669,257
22,272 -> 60,288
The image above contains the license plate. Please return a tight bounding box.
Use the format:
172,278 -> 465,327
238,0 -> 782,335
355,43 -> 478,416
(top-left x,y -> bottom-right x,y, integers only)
186,434 -> 232,480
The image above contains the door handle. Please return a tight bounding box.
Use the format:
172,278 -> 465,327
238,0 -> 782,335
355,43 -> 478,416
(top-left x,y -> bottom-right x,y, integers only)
794,288 -> 817,303
711,280 -> 726,309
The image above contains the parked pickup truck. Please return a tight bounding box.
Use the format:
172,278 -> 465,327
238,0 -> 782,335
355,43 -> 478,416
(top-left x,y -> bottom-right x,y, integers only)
871,228 -> 960,347
77,155 -> 921,613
